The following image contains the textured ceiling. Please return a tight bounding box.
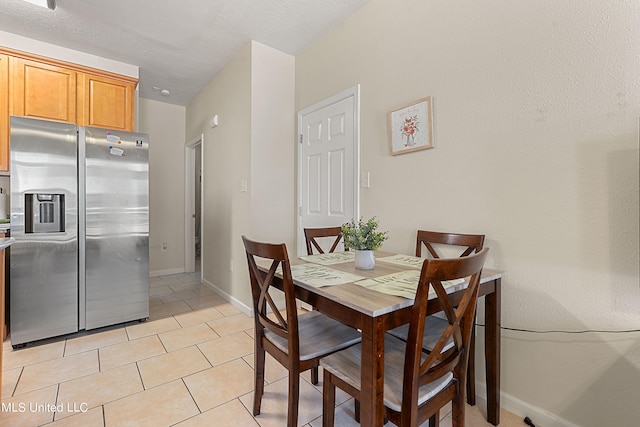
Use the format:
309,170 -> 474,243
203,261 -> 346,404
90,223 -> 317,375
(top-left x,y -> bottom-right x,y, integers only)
0,0 -> 371,106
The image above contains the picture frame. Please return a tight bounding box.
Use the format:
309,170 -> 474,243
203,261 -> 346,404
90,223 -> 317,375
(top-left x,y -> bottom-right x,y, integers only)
388,96 -> 434,155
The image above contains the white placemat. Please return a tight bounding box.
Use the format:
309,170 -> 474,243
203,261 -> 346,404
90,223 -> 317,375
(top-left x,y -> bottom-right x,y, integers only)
376,254 -> 425,269
278,263 -> 364,288
355,270 -> 466,299
299,251 -> 355,265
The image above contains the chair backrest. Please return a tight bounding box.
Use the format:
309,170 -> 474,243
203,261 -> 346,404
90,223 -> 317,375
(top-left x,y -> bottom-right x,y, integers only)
401,248 -> 489,421
242,236 -> 300,349
415,230 -> 485,259
304,226 -> 345,255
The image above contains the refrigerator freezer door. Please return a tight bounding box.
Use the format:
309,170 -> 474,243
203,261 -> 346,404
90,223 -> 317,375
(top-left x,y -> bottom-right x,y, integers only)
82,127 -> 149,330
10,117 -> 79,346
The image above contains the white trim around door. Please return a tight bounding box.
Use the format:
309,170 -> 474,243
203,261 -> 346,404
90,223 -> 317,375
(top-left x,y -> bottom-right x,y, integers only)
185,133 -> 204,277
296,85 -> 361,256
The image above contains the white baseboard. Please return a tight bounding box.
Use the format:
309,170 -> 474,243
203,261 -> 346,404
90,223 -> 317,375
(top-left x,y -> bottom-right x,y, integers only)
475,381 -> 581,427
149,267 -> 185,277
201,278 -> 252,317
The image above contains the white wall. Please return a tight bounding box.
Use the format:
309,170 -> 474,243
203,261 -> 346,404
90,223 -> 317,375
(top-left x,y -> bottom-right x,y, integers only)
296,1 -> 640,426
138,98 -> 187,275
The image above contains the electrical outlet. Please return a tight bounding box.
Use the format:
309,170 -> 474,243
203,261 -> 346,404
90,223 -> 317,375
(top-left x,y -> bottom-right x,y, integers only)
161,241 -> 168,252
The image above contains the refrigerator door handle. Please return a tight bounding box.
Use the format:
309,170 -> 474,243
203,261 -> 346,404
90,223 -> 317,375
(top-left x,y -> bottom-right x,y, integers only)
78,127 -> 86,330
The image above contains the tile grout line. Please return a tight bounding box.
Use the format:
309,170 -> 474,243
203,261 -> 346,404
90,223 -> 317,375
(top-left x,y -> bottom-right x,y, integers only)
3,269 -> 454,426
180,376 -> 204,418
52,383 -> 61,425
8,366 -> 24,398
134,359 -> 147,391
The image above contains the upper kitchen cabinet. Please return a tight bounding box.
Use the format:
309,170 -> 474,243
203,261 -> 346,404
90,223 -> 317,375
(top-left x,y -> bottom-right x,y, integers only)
9,57 -> 77,123
0,48 -> 138,172
0,55 -> 8,172
77,72 -> 135,131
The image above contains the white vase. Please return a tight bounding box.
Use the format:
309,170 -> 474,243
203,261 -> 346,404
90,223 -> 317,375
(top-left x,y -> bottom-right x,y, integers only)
354,249 -> 375,270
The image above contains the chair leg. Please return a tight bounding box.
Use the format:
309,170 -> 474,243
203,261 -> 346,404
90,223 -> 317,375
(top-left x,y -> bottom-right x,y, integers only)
355,400 -> 388,424
451,389 -> 466,427
287,369 -> 300,427
322,369 -> 336,427
466,313 -> 477,406
429,411 -> 440,427
253,346 -> 266,416
311,366 -> 319,385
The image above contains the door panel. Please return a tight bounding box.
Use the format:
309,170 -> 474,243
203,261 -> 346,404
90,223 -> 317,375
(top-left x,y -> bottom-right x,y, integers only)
77,73 -> 134,131
328,148 -> 346,215
307,154 -> 322,214
10,57 -> 77,123
297,87 -> 359,256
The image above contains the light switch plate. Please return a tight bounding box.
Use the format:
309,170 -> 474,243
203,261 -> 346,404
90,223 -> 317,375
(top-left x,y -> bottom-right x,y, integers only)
360,172 -> 370,188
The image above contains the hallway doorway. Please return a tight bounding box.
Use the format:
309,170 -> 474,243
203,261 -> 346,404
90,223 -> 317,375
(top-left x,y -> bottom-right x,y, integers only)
185,134 -> 204,276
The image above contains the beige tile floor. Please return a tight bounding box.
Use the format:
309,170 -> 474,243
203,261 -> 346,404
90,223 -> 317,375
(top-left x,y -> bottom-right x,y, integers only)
1,270 -> 526,426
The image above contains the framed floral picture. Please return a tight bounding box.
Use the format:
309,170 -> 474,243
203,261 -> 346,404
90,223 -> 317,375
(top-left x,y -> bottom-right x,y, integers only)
388,96 -> 434,155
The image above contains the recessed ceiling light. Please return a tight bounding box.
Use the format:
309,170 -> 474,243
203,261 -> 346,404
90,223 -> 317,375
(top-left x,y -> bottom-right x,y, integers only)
22,0 -> 56,10
160,89 -> 170,97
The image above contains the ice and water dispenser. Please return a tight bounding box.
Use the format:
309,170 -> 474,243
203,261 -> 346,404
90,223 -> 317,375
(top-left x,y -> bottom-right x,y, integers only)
24,193 -> 65,233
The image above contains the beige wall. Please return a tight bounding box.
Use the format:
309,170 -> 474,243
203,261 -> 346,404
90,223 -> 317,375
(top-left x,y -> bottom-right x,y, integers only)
186,42 -> 252,308
296,1 -> 640,426
250,42 -> 296,245
138,98 -> 187,275
186,41 -> 295,310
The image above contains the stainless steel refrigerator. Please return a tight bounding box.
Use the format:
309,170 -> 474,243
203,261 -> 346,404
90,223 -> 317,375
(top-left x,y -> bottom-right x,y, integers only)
10,116 -> 149,347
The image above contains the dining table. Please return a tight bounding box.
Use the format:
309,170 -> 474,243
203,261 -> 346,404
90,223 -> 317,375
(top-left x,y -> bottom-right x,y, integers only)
258,250 -> 503,426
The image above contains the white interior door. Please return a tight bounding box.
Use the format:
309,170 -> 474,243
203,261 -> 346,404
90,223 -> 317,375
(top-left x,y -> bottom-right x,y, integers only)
297,86 -> 360,256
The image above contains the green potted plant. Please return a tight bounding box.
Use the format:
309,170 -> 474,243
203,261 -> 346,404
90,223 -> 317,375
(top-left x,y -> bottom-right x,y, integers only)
342,217 -> 388,269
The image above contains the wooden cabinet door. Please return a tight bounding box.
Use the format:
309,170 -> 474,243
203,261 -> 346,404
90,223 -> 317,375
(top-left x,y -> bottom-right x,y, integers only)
0,55 -> 8,172
78,73 -> 134,131
9,57 -> 77,123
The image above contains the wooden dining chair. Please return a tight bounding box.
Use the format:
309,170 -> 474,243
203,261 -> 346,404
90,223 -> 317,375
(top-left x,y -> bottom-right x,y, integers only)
321,248 -> 489,427
241,235 -> 361,427
389,230 -> 485,406
415,230 -> 485,260
304,226 -> 345,255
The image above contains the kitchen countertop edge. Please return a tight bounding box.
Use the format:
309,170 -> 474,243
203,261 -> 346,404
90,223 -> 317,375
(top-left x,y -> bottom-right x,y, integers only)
0,238 -> 15,250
